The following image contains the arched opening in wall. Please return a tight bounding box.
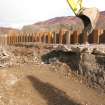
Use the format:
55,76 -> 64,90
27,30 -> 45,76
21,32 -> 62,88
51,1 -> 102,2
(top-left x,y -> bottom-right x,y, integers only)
51,32 -> 54,44
11,35 -> 14,44
30,35 -> 32,42
56,33 -> 59,44
25,35 -> 27,42
50,34 -> 54,44
36,36 -> 39,42
32,35 -> 34,42
88,31 -> 94,44
24,35 -> 26,42
89,30 -> 101,44
20,35 -> 23,43
38,34 -> 41,42
28,35 -> 31,42
22,35 -> 24,42
45,35 -> 48,43
10,35 -> 12,45
78,33 -> 82,44
30,34 -> 32,42
13,35 -> 16,44
52,32 -> 56,44
18,35 -> 21,43
41,35 -> 44,43
99,30 -> 105,43
70,31 -> 78,44
18,35 -> 20,43
33,34 -> 36,42
7,36 -> 9,45
80,31 -> 89,44
31,34 -> 34,42
70,33 -> 75,44
62,32 -> 66,44
27,34 -> 29,42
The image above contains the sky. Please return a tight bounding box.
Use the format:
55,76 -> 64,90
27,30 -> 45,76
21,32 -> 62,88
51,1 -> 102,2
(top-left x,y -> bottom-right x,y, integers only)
0,0 -> 105,29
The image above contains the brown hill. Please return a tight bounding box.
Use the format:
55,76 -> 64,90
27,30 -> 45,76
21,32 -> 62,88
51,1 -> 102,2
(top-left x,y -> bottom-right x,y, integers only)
0,27 -> 19,35
22,11 -> 105,33
96,11 -> 105,29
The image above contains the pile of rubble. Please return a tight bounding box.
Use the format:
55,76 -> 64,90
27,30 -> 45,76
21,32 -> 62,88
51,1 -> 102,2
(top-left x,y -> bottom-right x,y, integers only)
0,46 -> 42,68
0,47 -> 12,68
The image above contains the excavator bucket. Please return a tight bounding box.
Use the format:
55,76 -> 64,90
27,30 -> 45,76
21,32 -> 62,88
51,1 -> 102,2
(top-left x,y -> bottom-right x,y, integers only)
78,7 -> 100,34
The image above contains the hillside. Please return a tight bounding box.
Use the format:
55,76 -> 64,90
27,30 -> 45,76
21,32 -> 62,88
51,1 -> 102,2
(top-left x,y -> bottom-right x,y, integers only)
0,27 -> 19,35
22,11 -> 105,33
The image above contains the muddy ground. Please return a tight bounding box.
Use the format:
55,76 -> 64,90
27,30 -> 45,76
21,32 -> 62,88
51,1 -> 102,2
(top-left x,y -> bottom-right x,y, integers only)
0,45 -> 105,105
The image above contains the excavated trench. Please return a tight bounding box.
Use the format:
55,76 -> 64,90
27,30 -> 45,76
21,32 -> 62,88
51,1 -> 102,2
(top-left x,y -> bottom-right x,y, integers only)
0,46 -> 105,105
0,45 -> 105,93
41,50 -> 105,92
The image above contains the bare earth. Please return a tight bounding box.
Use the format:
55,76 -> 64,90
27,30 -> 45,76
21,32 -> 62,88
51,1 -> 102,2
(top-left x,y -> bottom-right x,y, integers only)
0,63 -> 105,105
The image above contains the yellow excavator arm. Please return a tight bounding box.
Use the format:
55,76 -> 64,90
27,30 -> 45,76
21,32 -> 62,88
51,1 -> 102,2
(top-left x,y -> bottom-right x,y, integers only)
67,0 -> 83,15
67,0 -> 100,34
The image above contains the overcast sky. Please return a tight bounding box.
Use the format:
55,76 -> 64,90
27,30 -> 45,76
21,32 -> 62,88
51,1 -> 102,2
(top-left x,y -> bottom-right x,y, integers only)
0,0 -> 105,29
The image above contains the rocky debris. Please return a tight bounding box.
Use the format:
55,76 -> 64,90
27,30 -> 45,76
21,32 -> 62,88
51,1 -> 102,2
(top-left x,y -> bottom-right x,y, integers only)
0,47 -> 11,67
1,44 -> 105,92
41,49 -> 105,92
0,70 -> 18,88
55,44 -> 105,54
9,46 -> 41,65
79,53 -> 105,91
0,45 -> 105,105
0,46 -> 42,68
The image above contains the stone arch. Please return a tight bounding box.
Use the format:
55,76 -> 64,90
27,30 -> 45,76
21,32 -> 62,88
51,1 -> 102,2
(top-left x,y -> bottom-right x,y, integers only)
70,31 -> 79,44
59,30 -> 64,44
92,30 -> 99,44
65,31 -> 71,45
62,31 -> 67,44
36,33 -> 40,42
99,30 -> 105,43
52,31 -> 59,44
44,33 -> 48,43
40,33 -> 44,43
33,33 -> 36,42
30,33 -> 33,42
88,31 -> 94,44
77,30 -> 82,44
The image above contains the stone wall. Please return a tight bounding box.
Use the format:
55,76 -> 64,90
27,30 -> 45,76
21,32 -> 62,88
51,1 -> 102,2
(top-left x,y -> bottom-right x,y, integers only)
0,28 -> 105,46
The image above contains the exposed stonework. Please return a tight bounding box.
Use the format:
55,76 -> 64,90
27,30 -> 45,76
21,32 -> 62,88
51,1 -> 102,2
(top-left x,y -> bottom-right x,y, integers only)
0,29 -> 104,46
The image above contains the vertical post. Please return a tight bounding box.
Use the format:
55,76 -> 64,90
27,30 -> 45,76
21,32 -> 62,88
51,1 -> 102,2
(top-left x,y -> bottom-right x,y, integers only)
16,33 -> 18,44
83,31 -> 88,44
74,31 -> 79,44
38,33 -> 41,42
59,30 -> 63,44
93,30 -> 99,44
48,32 -> 51,44
43,33 -> 46,43
66,31 -> 71,45
31,32 -> 34,42
5,34 -> 7,46
51,32 -> 54,44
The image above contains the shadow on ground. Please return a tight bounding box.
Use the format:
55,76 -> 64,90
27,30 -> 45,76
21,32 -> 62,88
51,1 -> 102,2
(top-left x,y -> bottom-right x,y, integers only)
27,76 -> 81,105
